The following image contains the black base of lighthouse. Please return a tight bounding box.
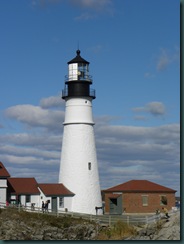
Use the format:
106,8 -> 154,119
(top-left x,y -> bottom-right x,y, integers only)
62,82 -> 95,99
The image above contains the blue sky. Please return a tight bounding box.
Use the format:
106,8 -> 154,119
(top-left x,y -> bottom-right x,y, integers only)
0,0 -> 180,196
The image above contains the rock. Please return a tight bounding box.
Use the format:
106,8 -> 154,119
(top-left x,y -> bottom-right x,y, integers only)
1,208 -> 179,240
0,209 -> 99,240
126,211 -> 180,240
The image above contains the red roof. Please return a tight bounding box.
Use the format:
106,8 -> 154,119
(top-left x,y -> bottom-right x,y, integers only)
8,178 -> 40,195
38,183 -> 74,196
0,162 -> 10,178
104,180 -> 176,193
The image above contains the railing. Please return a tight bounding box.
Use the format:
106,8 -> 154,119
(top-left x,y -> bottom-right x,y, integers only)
0,202 -> 180,227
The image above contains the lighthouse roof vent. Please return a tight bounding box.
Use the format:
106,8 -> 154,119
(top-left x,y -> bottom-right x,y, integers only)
68,49 -> 89,65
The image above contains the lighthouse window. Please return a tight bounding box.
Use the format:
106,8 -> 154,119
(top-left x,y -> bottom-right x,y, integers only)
88,162 -> 91,170
78,63 -> 88,80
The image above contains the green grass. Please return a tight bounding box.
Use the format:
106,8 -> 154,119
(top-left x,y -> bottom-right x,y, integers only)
97,220 -> 136,240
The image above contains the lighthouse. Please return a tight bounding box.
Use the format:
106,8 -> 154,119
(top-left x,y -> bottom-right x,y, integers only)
59,50 -> 102,215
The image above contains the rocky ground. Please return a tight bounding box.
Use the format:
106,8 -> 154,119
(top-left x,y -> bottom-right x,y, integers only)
124,211 -> 180,240
0,209 -> 99,240
0,208 -> 180,240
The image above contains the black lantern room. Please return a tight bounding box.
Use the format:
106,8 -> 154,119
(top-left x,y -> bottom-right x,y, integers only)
62,50 -> 96,99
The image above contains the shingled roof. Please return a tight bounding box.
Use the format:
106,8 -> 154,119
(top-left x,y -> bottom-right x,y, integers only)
104,180 -> 176,193
38,183 -> 74,196
8,178 -> 40,195
0,161 -> 10,178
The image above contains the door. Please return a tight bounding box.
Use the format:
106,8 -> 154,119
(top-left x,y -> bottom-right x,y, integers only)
109,196 -> 122,215
109,198 -> 118,214
51,197 -> 57,213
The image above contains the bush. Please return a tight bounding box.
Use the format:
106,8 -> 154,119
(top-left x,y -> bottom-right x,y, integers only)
97,220 -> 136,240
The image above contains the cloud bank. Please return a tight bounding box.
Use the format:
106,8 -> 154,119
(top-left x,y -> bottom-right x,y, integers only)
0,95 -> 180,195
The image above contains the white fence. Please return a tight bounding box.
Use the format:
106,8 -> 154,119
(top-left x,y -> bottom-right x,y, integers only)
0,202 -> 179,227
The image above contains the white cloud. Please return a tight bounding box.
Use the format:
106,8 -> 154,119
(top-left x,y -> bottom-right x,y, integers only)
0,144 -> 60,160
144,47 -> 180,77
134,115 -> 147,121
69,0 -> 113,11
156,48 -> 180,72
157,49 -> 170,71
31,0 -> 114,13
132,101 -> 166,117
31,0 -> 62,8
74,12 -> 96,21
87,44 -> 103,54
0,133 -> 61,150
146,102 -> 166,116
95,123 -> 180,191
144,72 -> 154,79
1,95 -> 180,194
5,104 -> 65,132
40,95 -> 64,109
73,0 -> 114,21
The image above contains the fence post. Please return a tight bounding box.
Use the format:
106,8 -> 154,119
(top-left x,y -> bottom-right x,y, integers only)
127,216 -> 129,225
109,216 -> 111,226
146,216 -> 149,224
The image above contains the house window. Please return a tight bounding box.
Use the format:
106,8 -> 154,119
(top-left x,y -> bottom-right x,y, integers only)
26,195 -> 31,203
142,195 -> 148,206
160,195 -> 167,205
59,197 -> 64,208
88,162 -> 91,170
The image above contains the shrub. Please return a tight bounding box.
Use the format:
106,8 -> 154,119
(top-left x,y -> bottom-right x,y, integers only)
97,220 -> 136,240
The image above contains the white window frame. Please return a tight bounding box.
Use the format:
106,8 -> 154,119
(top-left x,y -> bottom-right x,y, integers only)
142,195 -> 148,206
59,197 -> 64,208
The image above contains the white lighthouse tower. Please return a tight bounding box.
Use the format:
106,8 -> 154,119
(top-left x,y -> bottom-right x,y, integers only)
59,50 -> 102,215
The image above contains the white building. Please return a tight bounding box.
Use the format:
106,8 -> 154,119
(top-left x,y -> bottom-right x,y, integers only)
38,183 -> 74,212
59,50 -> 102,215
0,161 -> 74,212
0,161 -> 10,204
6,177 -> 74,212
7,177 -> 40,208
